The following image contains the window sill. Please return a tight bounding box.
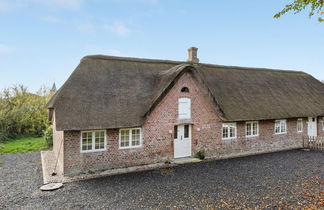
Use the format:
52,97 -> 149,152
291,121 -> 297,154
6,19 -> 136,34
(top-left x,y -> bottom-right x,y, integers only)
273,132 -> 287,135
80,148 -> 106,153
222,137 -> 237,141
119,145 -> 143,150
246,135 -> 259,138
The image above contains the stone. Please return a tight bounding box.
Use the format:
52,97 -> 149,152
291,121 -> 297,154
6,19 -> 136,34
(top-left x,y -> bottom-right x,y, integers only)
40,183 -> 63,191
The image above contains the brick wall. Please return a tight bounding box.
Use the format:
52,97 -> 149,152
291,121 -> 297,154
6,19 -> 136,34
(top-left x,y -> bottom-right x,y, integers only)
210,118 -> 306,159
57,72 -> 320,176
317,116 -> 324,136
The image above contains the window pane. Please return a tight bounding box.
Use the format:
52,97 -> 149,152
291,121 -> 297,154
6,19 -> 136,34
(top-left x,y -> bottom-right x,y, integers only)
222,127 -> 228,138
253,122 -> 258,135
297,120 -> 302,132
229,127 -> 235,137
82,132 -> 92,151
281,121 -> 286,132
246,123 -> 251,136
174,126 -> 178,139
94,131 -> 105,150
184,125 -> 189,138
131,129 -> 140,146
120,130 -> 130,147
275,121 -> 280,133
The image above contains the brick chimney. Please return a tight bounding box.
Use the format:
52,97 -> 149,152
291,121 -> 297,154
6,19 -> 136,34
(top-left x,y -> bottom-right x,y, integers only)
187,47 -> 199,63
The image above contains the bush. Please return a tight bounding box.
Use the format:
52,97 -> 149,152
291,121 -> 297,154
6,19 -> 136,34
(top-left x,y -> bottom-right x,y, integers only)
0,85 -> 53,141
43,125 -> 53,147
196,150 -> 206,160
0,132 -> 10,143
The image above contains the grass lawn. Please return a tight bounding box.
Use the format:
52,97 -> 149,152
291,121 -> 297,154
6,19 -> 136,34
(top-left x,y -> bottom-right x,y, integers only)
0,136 -> 49,154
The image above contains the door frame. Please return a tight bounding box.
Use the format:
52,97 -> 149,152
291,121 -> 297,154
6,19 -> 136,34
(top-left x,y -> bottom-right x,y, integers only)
307,117 -> 317,137
174,124 -> 192,158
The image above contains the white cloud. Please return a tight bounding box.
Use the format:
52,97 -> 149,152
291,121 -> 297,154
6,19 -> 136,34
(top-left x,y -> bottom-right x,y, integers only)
104,21 -> 130,36
0,44 -> 14,55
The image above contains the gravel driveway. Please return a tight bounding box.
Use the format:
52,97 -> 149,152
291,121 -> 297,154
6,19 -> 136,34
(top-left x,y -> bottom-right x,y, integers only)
0,150 -> 323,209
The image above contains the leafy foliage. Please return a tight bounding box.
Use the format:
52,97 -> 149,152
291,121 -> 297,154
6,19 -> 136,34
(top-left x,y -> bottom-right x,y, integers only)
43,125 -> 53,147
0,85 -> 54,142
274,0 -> 324,22
196,150 -> 206,160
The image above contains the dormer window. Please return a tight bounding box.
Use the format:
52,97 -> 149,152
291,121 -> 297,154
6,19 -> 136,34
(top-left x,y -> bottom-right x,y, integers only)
181,87 -> 189,93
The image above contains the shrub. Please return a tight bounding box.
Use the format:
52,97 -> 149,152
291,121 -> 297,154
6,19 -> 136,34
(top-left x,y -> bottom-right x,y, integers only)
0,85 -> 53,142
43,125 -> 53,148
196,150 -> 206,160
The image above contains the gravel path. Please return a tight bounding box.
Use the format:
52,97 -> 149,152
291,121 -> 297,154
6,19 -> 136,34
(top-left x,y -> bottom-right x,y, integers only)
0,150 -> 323,209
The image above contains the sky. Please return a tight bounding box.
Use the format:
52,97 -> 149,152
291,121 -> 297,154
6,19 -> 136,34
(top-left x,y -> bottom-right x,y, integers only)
0,0 -> 323,93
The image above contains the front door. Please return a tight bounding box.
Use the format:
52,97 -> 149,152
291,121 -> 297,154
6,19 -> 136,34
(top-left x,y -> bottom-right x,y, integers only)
174,124 -> 191,158
308,117 -> 317,137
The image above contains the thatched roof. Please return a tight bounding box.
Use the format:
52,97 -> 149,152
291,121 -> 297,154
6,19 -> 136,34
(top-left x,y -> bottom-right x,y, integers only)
47,55 -> 324,131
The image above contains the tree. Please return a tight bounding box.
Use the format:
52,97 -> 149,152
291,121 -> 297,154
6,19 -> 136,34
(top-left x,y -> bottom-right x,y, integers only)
274,0 -> 324,22
0,85 -> 54,141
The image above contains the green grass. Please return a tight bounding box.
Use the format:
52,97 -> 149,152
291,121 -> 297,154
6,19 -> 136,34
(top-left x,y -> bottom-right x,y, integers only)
0,135 -> 49,154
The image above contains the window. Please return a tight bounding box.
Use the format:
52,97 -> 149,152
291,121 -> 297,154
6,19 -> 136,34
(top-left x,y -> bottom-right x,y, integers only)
174,125 -> 178,139
297,119 -> 303,133
178,98 -> 191,119
246,121 -> 259,137
81,130 -> 106,152
222,123 -> 236,140
181,87 -> 189,92
119,128 -> 142,149
275,120 -> 287,134
184,124 -> 189,138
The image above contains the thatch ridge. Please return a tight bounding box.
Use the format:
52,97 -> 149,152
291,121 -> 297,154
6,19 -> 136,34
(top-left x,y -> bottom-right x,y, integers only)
84,54 -> 306,75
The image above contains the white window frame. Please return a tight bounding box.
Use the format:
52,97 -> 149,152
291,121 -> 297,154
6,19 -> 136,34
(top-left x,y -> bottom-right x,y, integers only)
274,120 -> 287,134
119,128 -> 143,149
246,121 -> 259,137
322,117 -> 324,131
80,130 -> 107,153
222,123 -> 237,140
297,118 -> 303,133
178,98 -> 191,119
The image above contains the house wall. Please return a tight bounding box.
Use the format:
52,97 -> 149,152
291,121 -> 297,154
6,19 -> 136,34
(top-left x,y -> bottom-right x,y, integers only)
317,116 -> 324,136
211,118 -> 305,159
60,72 -> 311,176
62,72 -> 222,175
52,111 -> 64,175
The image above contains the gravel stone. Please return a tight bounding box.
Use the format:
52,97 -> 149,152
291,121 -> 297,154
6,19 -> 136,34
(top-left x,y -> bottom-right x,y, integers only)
0,150 -> 323,209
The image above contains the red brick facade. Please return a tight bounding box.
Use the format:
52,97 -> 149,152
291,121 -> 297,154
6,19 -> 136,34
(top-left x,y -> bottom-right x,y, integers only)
52,73 -> 324,176
318,117 -> 324,136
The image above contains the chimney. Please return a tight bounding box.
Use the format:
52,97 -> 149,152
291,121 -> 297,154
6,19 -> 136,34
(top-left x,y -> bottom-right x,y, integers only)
187,47 -> 199,63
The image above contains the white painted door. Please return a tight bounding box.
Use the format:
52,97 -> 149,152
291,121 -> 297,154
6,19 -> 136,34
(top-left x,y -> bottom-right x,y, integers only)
174,124 -> 191,158
307,117 -> 317,137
